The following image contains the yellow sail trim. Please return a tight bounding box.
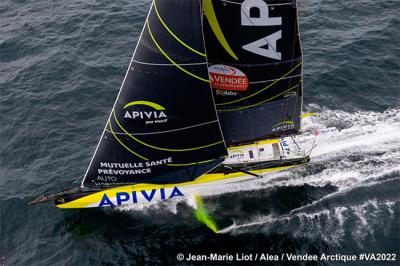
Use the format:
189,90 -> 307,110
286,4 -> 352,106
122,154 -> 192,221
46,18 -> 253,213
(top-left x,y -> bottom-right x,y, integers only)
203,0 -> 238,61
147,21 -> 209,83
216,62 -> 302,106
113,111 -> 223,152
56,165 -> 296,209
124,101 -> 165,110
273,121 -> 294,127
167,159 -> 217,167
108,120 -> 148,161
218,85 -> 299,112
153,0 -> 206,57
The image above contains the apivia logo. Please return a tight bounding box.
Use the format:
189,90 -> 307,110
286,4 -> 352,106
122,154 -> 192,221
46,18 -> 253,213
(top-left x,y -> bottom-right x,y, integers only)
229,149 -> 245,160
123,100 -> 168,125
272,121 -> 295,132
284,91 -> 297,98
241,0 -> 282,60
98,186 -> 184,207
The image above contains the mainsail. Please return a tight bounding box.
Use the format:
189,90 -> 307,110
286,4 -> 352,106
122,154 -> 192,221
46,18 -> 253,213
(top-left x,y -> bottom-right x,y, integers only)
81,0 -> 227,188
203,0 -> 303,145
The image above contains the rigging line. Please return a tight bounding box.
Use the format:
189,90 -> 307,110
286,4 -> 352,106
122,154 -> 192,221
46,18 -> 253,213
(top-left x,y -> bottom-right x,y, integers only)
290,82 -> 301,121
215,62 -> 302,106
211,57 -> 302,68
105,119 -> 219,136
108,119 -> 149,161
291,7 -> 304,124
147,20 -> 209,83
304,114 -> 318,156
112,110 -> 224,152
217,84 -> 299,112
286,9 -> 300,122
290,134 -> 303,154
132,59 -> 207,66
249,74 -> 302,84
167,158 -> 217,167
153,0 -> 206,57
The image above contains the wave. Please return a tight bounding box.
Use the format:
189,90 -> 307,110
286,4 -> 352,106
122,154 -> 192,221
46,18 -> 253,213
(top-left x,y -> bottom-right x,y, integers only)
219,198 -> 398,247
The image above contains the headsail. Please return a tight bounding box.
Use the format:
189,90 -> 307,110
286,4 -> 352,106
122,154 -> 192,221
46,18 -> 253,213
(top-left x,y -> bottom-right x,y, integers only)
203,0 -> 303,145
82,0 -> 227,188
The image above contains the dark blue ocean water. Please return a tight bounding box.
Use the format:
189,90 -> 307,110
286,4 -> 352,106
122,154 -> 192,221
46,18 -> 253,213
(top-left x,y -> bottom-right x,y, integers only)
1,0 -> 399,265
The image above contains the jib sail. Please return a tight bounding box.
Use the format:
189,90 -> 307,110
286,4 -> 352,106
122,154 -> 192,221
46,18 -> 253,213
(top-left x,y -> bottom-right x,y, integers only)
81,0 -> 227,188
203,0 -> 304,145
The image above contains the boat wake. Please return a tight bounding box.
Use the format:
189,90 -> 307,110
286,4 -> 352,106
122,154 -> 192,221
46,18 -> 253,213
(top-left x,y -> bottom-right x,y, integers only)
215,107 -> 400,243
199,106 -> 400,195
120,107 -> 400,244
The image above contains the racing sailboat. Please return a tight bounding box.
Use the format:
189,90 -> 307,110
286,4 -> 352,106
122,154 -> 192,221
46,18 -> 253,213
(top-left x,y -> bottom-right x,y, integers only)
30,0 -> 309,208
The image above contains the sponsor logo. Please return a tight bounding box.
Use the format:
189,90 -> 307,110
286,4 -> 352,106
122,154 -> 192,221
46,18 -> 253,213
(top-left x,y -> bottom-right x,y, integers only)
284,91 -> 297,98
229,150 -> 245,159
215,90 -> 238,96
272,121 -> 295,132
314,127 -> 339,137
241,0 -> 282,60
123,100 -> 168,125
209,65 -> 249,91
280,139 -> 291,152
98,186 -> 184,207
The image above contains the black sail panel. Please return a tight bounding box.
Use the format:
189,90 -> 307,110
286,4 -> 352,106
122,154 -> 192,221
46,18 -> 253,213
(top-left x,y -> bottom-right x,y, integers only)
203,0 -> 303,145
82,0 -> 227,188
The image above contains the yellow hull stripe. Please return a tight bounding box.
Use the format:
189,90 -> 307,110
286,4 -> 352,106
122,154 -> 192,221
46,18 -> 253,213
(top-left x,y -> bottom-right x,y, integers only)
217,85 -> 299,112
113,110 -> 223,152
203,0 -> 238,61
56,165 -> 296,209
228,139 -> 279,150
216,62 -> 302,106
147,21 -> 209,83
153,0 -> 206,57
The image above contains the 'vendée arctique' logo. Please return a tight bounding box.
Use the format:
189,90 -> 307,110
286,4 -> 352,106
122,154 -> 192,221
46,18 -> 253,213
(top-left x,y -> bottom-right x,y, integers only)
209,65 -> 249,92
123,100 -> 168,125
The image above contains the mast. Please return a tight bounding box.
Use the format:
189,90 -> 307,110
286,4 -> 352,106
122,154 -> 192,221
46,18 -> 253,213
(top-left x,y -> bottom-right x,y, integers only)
81,0 -> 227,188
203,0 -> 304,146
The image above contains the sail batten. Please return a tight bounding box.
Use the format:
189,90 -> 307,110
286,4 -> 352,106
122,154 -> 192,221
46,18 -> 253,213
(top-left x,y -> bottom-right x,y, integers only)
81,0 -> 227,188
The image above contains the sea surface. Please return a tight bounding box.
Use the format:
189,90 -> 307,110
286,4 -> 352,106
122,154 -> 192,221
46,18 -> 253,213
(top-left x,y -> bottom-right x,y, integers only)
1,0 -> 399,265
